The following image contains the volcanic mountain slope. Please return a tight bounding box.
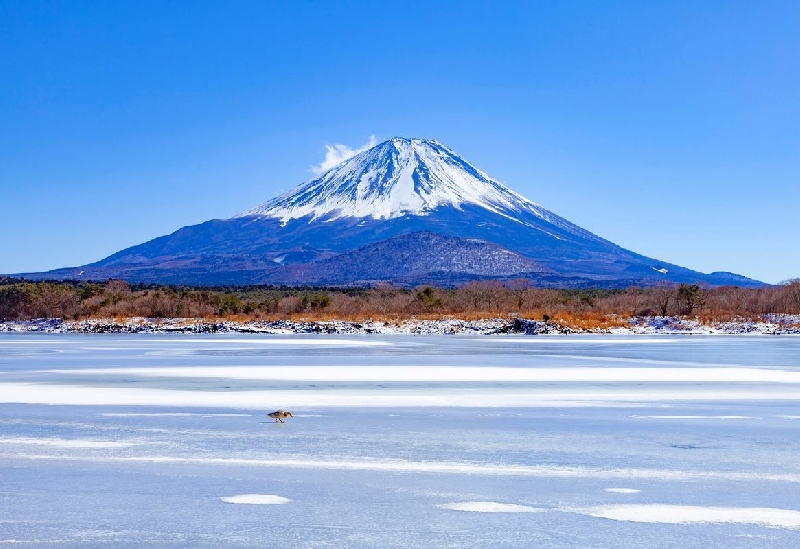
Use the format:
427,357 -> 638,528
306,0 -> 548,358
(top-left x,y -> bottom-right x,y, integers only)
24,137 -> 761,287
266,232 -> 550,286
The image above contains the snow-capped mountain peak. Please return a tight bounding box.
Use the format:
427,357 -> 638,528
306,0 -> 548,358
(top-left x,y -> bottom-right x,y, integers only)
27,138 -> 763,288
236,137 -> 554,224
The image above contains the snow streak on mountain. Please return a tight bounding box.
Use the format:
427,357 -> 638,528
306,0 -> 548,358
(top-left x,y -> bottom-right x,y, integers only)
238,137 -> 586,236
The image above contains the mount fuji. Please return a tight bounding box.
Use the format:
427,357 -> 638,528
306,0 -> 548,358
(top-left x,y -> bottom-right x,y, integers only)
23,137 -> 760,287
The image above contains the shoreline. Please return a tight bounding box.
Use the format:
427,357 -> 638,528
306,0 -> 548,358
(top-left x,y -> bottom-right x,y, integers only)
1,315 -> 799,335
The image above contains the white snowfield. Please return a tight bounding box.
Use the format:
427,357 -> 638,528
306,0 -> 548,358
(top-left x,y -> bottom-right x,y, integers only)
236,137 -> 581,234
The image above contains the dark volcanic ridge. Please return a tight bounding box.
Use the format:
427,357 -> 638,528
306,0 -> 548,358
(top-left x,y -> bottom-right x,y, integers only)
267,232 -> 549,285
16,137 -> 762,288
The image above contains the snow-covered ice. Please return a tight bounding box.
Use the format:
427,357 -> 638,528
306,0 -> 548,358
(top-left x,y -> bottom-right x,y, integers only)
221,494 -> 291,505
45,365 -> 800,383
438,501 -> 544,513
579,505 -> 800,529
1,334 -> 800,547
0,437 -> 138,448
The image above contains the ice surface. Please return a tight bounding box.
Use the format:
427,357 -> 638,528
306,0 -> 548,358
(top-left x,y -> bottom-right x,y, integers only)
0,437 -> 138,448
438,501 -> 544,513
1,334 -> 800,548
101,412 -> 253,417
631,415 -> 758,419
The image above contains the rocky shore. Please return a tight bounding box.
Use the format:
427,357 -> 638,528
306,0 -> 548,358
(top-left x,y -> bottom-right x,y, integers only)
1,315 -> 799,335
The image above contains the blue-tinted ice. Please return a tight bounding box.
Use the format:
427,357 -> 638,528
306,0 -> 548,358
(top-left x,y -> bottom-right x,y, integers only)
1,334 -> 799,547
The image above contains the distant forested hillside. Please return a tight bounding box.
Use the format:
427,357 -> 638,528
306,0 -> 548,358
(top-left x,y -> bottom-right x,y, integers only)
1,277 -> 798,325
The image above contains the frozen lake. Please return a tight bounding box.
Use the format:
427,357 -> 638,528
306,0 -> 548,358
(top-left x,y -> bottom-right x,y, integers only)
1,334 -> 800,547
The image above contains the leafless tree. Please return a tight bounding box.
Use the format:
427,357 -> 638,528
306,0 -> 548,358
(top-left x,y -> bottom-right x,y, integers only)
650,284 -> 676,316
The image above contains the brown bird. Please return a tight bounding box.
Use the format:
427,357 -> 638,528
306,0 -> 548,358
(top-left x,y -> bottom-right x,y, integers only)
268,410 -> 293,423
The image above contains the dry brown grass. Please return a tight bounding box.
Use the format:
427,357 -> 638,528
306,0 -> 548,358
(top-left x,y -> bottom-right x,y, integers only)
547,311 -> 628,331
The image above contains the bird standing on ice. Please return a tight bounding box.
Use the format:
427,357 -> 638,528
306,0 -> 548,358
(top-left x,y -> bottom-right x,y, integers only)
268,410 -> 293,423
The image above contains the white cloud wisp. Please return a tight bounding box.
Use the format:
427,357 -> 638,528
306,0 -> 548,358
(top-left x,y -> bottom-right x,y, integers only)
310,135 -> 378,176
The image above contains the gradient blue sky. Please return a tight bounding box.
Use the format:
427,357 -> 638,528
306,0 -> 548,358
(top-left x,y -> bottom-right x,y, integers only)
1,1 -> 798,283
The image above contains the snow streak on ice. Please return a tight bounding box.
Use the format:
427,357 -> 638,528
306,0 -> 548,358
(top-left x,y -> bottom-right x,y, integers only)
438,502 -> 544,513
221,494 -> 291,505
579,505 -> 800,529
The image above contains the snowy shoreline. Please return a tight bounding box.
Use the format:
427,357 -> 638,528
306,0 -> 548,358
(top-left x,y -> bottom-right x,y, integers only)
1,315 -> 799,335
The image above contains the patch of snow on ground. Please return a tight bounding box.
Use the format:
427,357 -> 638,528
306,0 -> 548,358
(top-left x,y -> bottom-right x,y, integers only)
579,505 -> 800,529
220,494 -> 291,505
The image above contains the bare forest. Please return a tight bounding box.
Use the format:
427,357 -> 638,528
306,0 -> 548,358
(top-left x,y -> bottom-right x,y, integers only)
2,278 -> 799,330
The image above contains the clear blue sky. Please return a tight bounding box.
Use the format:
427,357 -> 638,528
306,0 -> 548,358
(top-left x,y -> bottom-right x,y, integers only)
1,0 -> 798,283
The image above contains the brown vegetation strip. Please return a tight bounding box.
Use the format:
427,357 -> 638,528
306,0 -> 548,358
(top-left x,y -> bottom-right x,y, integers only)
1,278 -> 799,326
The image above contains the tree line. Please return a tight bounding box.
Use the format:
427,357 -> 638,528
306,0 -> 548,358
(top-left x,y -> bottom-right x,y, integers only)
1,277 -> 799,323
